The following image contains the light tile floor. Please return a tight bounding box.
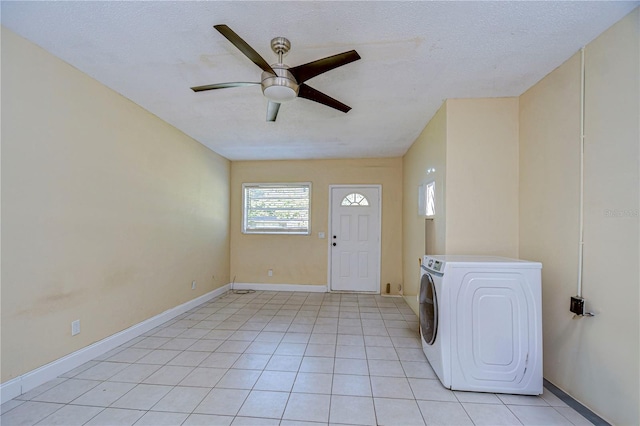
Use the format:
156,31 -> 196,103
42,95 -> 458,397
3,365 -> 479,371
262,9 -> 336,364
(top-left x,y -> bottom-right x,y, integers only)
2,291 -> 593,426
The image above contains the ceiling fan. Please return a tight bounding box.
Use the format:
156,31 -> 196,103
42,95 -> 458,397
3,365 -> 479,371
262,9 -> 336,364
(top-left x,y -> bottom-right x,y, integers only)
191,25 -> 361,122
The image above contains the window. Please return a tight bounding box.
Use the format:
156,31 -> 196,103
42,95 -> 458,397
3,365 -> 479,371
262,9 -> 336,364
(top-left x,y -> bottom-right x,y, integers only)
425,181 -> 435,217
243,183 -> 311,234
341,192 -> 370,206
419,181 -> 436,217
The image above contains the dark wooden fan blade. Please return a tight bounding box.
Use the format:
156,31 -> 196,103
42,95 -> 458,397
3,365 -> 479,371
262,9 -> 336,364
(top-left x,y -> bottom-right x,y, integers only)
297,84 -> 351,113
191,82 -> 260,92
290,50 -> 360,84
266,101 -> 281,122
214,25 -> 275,74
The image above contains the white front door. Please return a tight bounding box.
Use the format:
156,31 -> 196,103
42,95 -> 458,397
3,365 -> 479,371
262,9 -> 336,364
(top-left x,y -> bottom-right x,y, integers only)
329,186 -> 381,292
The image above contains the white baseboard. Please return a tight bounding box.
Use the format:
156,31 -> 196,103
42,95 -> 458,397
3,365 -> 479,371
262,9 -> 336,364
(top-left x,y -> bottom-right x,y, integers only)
0,284 -> 231,404
231,282 -> 328,293
0,377 -> 21,405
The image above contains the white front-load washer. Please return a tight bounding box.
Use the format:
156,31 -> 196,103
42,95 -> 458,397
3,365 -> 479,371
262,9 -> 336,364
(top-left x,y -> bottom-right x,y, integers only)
420,255 -> 543,395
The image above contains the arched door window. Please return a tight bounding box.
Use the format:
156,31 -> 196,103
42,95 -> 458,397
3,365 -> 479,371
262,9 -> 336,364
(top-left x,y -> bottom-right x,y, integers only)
341,192 -> 370,206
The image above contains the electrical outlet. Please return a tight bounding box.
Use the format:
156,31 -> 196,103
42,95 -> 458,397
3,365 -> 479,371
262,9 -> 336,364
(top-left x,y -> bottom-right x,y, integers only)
268,269 -> 273,277
570,296 -> 584,315
192,280 -> 197,290
71,320 -> 80,336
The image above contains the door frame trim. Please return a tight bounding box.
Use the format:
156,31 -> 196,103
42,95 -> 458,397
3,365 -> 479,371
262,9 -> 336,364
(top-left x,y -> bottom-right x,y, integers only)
327,184 -> 382,293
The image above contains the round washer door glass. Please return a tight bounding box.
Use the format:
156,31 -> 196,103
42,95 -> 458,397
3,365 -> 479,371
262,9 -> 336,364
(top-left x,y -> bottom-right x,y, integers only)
419,272 -> 438,345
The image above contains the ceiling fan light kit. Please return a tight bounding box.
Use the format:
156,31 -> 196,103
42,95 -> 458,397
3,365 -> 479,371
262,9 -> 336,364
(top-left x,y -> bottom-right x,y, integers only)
261,65 -> 299,102
191,25 -> 360,122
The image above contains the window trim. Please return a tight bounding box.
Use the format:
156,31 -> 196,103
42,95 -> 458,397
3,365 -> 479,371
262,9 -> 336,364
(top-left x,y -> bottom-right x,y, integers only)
242,182 -> 312,235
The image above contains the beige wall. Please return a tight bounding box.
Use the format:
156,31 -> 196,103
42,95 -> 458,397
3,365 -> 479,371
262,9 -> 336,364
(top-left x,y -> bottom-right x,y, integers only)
401,98 -> 519,311
402,104 -> 447,312
230,159 -> 403,292
445,98 -> 520,257
1,28 -> 231,382
519,9 -> 639,425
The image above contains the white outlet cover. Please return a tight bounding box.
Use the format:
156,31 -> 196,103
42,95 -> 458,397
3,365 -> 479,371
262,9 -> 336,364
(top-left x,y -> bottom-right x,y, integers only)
318,232 -> 325,239
71,320 -> 80,336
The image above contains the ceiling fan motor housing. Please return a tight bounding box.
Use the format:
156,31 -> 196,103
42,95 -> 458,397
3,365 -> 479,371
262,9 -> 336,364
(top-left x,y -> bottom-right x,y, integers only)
261,65 -> 299,102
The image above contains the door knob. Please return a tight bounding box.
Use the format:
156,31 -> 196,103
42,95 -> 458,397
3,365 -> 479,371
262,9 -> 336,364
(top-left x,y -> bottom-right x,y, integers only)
333,242 -> 337,246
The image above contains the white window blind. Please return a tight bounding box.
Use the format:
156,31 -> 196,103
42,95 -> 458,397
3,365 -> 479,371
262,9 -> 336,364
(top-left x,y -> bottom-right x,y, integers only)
243,183 -> 311,234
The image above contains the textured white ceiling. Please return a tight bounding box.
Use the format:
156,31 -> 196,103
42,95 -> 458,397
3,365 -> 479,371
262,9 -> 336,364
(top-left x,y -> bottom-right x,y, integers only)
2,1 -> 638,160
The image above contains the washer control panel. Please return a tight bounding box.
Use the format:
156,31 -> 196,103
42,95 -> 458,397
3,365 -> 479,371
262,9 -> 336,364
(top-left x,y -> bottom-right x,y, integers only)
424,256 -> 444,273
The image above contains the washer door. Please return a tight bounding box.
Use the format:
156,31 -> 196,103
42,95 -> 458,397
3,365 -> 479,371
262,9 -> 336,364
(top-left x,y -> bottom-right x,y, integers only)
419,273 -> 438,345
